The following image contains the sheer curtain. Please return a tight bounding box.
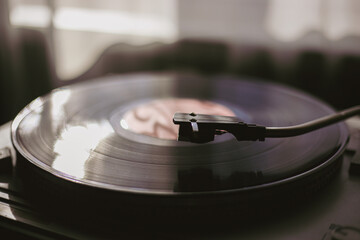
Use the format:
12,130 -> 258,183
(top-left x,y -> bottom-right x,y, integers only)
266,0 -> 360,41
9,0 -> 177,80
8,0 -> 360,80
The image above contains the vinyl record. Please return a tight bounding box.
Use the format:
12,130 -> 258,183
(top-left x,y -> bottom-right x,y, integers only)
11,73 -> 348,220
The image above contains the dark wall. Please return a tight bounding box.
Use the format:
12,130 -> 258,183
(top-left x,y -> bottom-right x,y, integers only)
1,25 -> 359,125
71,40 -> 360,109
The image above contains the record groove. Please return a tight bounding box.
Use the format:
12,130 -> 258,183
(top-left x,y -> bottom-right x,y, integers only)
12,73 -> 348,198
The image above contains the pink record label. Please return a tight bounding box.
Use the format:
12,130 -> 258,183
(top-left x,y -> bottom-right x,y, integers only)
121,98 -> 235,140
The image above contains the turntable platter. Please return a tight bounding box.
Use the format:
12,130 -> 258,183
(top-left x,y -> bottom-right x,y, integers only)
11,73 -> 348,197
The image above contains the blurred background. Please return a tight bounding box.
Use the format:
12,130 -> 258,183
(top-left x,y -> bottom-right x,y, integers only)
1,0 -> 360,125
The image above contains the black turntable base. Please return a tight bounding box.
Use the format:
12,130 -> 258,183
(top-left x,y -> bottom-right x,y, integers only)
1,73 -> 360,239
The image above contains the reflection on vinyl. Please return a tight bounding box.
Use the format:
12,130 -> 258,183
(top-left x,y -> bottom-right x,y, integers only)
11,74 -> 348,198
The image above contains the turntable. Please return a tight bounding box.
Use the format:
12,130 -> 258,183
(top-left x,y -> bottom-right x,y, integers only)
0,73 -> 360,239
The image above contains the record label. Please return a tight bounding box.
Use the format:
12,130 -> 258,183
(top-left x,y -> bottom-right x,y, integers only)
121,98 -> 235,140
